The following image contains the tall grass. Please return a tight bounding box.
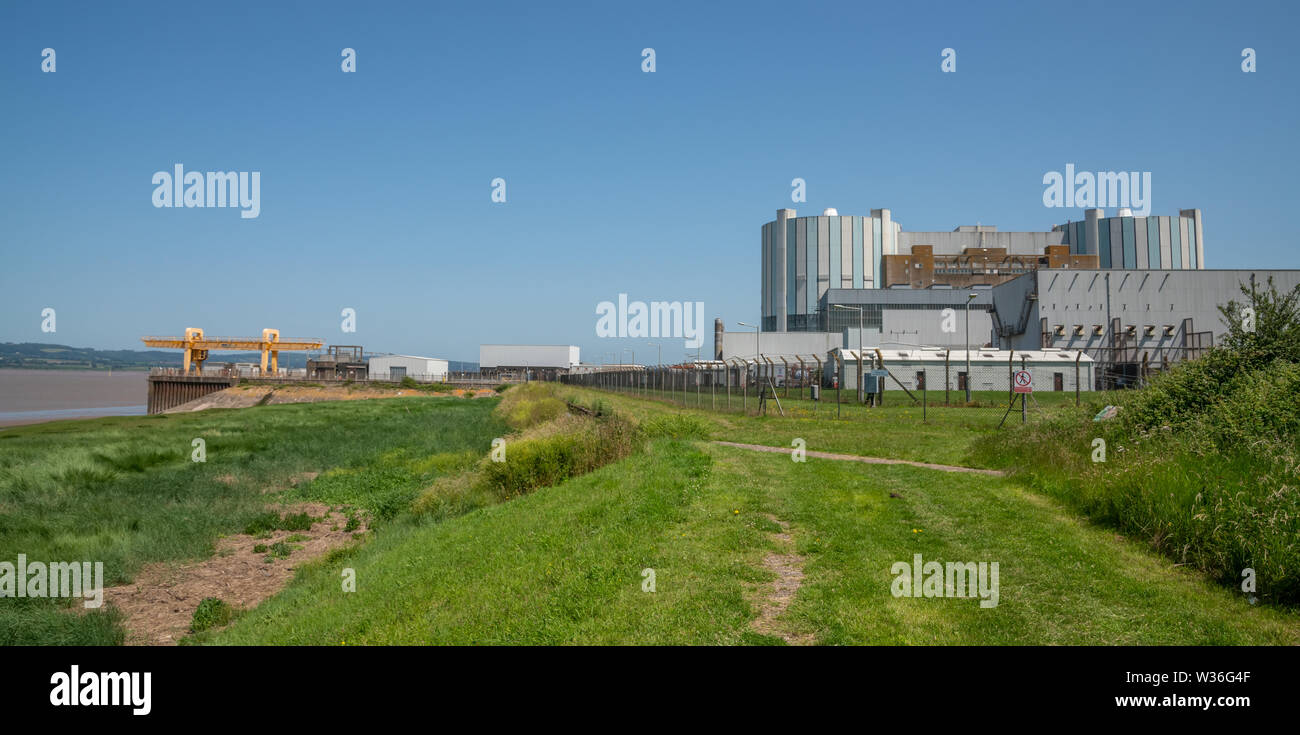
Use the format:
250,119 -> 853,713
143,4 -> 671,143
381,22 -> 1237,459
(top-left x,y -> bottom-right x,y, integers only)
413,384 -> 638,519
974,360 -> 1300,605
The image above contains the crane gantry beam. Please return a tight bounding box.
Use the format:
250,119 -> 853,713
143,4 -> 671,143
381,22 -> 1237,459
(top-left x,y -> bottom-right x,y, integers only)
141,327 -> 325,375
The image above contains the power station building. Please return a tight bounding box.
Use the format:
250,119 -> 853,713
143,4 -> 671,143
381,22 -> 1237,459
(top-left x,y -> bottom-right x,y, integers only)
991,268 -> 1300,379
761,206 -> 1204,333
729,205 -> 1298,388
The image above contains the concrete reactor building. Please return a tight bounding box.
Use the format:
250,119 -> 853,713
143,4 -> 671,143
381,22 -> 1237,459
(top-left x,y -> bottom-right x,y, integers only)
721,204 -> 1300,390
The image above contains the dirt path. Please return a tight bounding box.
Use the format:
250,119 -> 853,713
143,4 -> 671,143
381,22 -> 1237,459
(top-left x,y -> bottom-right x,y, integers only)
713,441 -> 1004,476
101,503 -> 365,645
750,514 -> 814,646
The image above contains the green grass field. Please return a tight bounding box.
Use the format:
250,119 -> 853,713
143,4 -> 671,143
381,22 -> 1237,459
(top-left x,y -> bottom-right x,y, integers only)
4,382 -> 1295,645
0,397 -> 505,644
558,383 -> 1098,467
204,433 -> 1297,645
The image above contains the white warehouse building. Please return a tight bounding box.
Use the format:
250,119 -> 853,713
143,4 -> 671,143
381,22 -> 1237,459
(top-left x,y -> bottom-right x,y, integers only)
825,348 -> 1094,393
479,345 -> 580,371
368,354 -> 449,381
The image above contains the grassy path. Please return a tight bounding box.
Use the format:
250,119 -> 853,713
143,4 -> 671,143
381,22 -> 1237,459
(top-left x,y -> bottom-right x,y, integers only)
712,440 -> 1005,475
206,438 -> 1299,645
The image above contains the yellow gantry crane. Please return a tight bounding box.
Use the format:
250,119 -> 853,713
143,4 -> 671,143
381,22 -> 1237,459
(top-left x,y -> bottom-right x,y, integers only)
141,328 -> 325,375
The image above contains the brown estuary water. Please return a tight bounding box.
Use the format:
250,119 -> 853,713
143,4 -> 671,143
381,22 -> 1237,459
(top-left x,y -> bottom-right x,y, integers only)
0,369 -> 148,428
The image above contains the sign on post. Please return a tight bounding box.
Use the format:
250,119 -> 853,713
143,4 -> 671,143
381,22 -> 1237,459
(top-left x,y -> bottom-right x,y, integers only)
1013,370 -> 1033,394
869,369 -> 888,395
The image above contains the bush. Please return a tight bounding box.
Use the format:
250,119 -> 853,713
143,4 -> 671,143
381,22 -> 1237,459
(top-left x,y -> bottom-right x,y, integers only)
191,598 -> 233,633
477,413 -> 637,498
413,412 -> 639,516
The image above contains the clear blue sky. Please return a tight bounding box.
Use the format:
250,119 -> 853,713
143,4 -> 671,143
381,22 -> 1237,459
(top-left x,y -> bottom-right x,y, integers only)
2,0 -> 1297,364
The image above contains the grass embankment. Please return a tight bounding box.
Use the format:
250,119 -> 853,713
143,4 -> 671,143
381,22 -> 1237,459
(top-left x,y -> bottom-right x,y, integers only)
974,358 -> 1300,606
201,382 -> 1296,645
10,370 -> 1295,644
408,383 -> 639,520
208,387 -> 1298,644
974,281 -> 1300,606
0,397 -> 505,644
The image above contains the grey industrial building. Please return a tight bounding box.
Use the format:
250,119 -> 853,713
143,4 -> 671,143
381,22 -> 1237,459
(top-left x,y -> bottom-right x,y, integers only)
991,268 -> 1300,378
762,206 -> 1203,333
723,205 -> 1298,389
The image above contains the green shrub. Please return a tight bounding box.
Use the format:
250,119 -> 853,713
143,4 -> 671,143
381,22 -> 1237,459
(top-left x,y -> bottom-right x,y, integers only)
191,598 -> 233,633
279,512 -> 315,531
413,412 -> 639,516
242,511 -> 281,536
477,414 -> 637,499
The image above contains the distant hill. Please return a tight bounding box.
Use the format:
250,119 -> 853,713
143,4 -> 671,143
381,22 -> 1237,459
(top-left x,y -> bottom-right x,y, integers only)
0,343 -> 478,372
0,342 -> 309,370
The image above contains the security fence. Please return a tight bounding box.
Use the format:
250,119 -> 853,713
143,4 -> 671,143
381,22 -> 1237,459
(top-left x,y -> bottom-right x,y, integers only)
561,349 -> 1105,419
562,353 -> 911,417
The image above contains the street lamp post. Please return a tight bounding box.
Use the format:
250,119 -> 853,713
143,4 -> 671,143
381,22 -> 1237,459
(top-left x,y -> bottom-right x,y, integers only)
833,304 -> 864,405
965,292 -> 978,403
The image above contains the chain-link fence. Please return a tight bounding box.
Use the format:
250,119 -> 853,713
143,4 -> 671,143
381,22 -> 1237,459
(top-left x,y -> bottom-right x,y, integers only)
562,350 -> 1105,420
562,354 -> 890,417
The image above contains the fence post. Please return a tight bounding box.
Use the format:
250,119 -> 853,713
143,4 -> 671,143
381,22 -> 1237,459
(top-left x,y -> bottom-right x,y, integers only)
726,359 -> 732,410
742,359 -> 748,414
834,351 -> 843,419
945,350 -> 951,406
1075,350 -> 1081,406
1008,349 -> 1015,405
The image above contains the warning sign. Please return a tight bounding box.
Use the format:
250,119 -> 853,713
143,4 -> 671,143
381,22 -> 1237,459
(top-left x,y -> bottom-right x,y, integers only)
1013,370 -> 1033,393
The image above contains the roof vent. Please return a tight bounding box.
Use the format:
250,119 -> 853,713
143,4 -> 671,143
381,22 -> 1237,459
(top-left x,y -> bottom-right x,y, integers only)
1117,207 -> 1133,217
823,208 -> 838,216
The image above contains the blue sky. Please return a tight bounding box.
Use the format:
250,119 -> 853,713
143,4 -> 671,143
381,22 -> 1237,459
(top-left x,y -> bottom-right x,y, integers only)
2,0 -> 1297,364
